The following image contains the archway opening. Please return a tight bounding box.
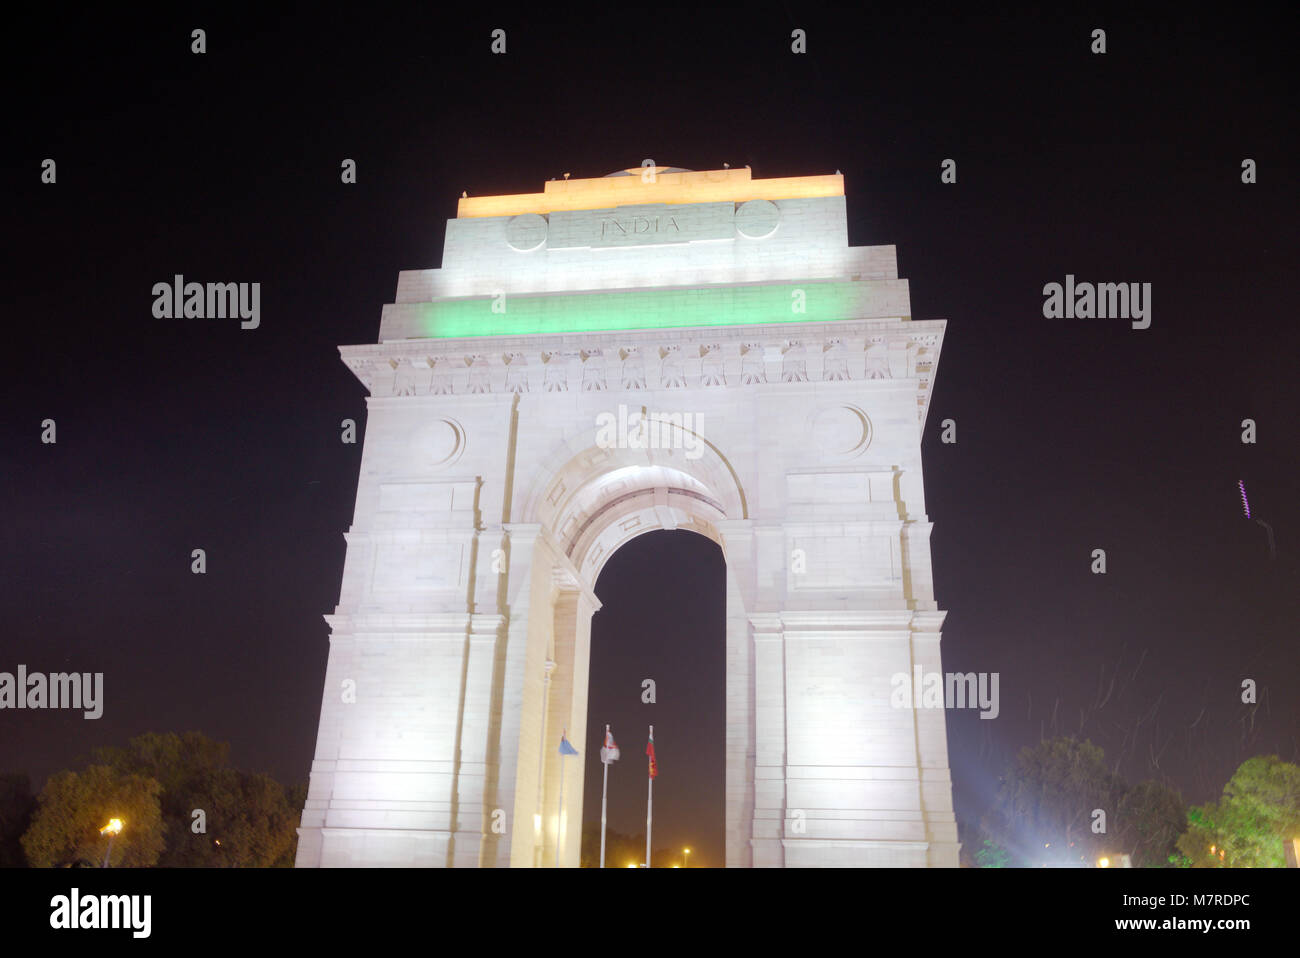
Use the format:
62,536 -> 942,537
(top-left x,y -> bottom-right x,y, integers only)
578,530 -> 725,867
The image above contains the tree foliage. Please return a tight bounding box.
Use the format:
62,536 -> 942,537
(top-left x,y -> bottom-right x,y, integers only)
0,774 -> 37,867
1176,756 -> 1300,867
1116,780 -> 1186,868
21,765 -> 164,867
974,838 -> 1010,868
94,731 -> 300,867
986,737 -> 1122,866
95,731 -> 229,795
579,824 -> 679,867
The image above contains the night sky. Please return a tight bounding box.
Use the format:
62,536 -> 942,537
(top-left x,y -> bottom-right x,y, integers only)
5,8 -> 1296,869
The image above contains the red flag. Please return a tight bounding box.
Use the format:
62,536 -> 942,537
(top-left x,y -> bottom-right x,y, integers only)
646,732 -> 657,779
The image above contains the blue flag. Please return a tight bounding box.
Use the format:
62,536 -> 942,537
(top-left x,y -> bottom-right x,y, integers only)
559,732 -> 579,756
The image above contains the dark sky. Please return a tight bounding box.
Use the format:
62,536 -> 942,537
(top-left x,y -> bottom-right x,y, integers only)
584,532 -> 726,867
4,7 -> 1296,867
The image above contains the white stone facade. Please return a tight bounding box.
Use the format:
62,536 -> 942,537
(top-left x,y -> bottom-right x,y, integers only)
296,167 -> 959,867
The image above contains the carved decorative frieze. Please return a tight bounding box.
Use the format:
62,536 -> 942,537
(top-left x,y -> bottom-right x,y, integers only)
621,346 -> 646,390
504,352 -> 529,393
467,354 -> 491,394
701,343 -> 726,387
823,338 -> 850,381
781,341 -> 808,383
343,318 -> 945,423
580,349 -> 607,392
542,351 -> 569,392
660,344 -> 686,388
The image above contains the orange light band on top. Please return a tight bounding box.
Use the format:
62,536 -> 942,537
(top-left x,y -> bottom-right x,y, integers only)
456,167 -> 844,218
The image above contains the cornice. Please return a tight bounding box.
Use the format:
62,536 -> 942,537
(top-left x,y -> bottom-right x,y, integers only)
340,318 -> 944,426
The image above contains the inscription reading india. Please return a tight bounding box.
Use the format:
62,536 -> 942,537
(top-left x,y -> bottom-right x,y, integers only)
600,214 -> 681,239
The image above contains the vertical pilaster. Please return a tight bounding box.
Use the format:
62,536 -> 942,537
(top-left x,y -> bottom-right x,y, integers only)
751,612 -> 787,867
910,614 -> 960,866
496,524 -> 542,867
451,613 -> 503,867
719,520 -> 756,868
539,573 -> 600,866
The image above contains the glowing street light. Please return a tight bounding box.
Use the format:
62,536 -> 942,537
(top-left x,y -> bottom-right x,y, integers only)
682,847 -> 691,868
99,818 -> 124,868
1097,857 -> 1111,868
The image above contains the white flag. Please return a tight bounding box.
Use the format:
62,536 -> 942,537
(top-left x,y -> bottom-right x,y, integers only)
600,728 -> 620,764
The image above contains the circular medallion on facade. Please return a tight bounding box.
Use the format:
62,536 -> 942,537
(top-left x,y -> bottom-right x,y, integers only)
735,199 -> 781,239
426,418 -> 465,467
809,404 -> 872,457
505,213 -> 548,251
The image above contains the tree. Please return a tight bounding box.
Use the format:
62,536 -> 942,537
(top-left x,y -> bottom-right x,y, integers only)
1176,803 -> 1226,867
975,838 -> 1011,868
986,737 -> 1122,866
958,819 -> 1008,867
0,774 -> 37,867
272,782 -> 308,867
1177,756 -> 1300,867
21,765 -> 164,867
581,823 -> 647,868
95,731 -> 300,867
1116,780 -> 1186,867
94,731 -> 229,795
175,768 -> 299,867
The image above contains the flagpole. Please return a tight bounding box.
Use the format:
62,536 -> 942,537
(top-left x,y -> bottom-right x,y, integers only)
600,724 -> 610,869
645,724 -> 653,868
535,660 -> 554,867
556,747 -> 566,868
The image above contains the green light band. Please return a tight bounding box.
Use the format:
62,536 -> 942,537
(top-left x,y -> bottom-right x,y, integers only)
403,281 -> 887,339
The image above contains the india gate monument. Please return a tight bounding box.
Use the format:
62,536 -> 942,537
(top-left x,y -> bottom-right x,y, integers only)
295,165 -> 959,867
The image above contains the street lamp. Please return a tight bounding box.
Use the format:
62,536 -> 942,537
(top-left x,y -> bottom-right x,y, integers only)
99,818 -> 124,868
682,847 -> 691,868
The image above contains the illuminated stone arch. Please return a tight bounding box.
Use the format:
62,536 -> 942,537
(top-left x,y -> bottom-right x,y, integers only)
503,439 -> 746,869
522,428 -> 746,570
296,166 -> 960,868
